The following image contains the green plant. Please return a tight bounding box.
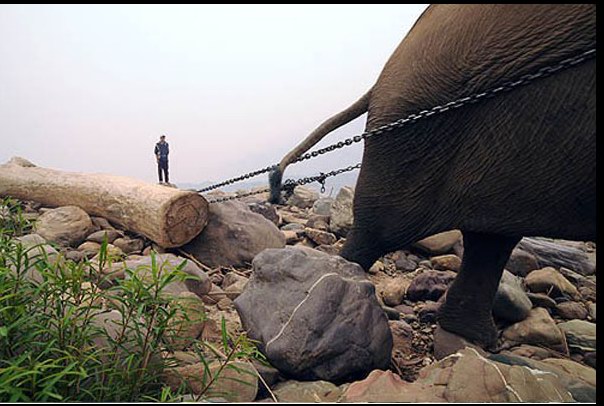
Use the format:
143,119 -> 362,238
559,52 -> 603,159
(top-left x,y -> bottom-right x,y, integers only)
0,199 -> 265,402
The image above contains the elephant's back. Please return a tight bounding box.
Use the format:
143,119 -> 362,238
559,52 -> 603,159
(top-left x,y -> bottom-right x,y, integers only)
366,4 -> 596,130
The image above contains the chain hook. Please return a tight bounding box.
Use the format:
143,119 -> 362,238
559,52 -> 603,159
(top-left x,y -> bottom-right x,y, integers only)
317,172 -> 327,193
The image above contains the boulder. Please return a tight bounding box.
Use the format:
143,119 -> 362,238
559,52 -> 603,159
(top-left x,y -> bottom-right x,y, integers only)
515,237 -> 595,276
412,230 -> 462,255
557,320 -> 596,353
329,186 -> 354,237
77,241 -> 102,257
272,380 -> 343,403
163,361 -> 258,402
430,254 -> 461,272
525,267 -> 580,299
343,347 -> 574,402
394,251 -> 420,272
406,270 -> 456,302
34,205 -> 92,247
181,200 -> 285,268
492,270 -> 532,323
164,292 -> 207,351
505,247 -> 539,277
502,308 -> 568,354
555,301 -> 588,320
305,214 -> 330,231
112,237 -> 144,254
234,247 -> 392,382
311,197 -> 334,216
100,253 -> 211,298
286,185 -> 319,209
248,202 -> 280,225
526,292 -> 557,309
12,233 -> 60,283
304,227 -> 337,246
86,229 -> 122,244
380,276 -> 411,307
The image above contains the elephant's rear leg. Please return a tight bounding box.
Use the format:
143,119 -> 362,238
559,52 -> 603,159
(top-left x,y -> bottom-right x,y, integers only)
437,231 -> 520,348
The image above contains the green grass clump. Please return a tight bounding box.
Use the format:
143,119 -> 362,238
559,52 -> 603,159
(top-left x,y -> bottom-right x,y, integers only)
0,197 -> 264,402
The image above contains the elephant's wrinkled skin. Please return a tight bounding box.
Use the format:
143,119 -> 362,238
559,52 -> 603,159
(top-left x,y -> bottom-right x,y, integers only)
270,4 -> 596,347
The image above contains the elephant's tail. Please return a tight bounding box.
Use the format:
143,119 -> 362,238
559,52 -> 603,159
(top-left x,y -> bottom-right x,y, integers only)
269,88 -> 372,203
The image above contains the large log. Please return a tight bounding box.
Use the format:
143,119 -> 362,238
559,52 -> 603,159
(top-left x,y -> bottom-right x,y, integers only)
0,157 -> 208,248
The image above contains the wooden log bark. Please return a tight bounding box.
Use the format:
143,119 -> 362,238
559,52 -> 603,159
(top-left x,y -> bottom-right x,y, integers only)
0,157 -> 208,248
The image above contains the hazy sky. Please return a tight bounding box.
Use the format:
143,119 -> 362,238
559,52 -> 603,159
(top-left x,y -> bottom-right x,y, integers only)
1,4 -> 428,188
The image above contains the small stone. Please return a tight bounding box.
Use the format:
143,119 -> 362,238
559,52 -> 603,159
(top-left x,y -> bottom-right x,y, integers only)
406,270 -> 456,302
311,198 -> 334,216
369,260 -> 385,275
555,301 -> 588,320
588,303 -> 595,321
304,227 -> 337,246
306,214 -> 330,231
86,229 -> 122,244
380,276 -> 411,307
112,237 -> 144,254
216,298 -> 233,310
525,267 -> 580,299
526,292 -> 558,309
412,230 -> 462,255
505,247 -> 539,277
430,254 -> 461,272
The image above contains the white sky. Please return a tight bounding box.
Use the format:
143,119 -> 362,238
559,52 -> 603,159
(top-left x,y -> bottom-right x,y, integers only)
0,4 -> 428,186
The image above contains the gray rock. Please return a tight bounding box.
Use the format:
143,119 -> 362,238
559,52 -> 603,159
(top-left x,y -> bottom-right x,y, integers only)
505,247 -> 539,277
329,186 -> 354,237
164,361 -> 258,402
112,237 -> 144,254
412,230 -> 462,255
558,320 -> 596,353
12,234 -> 60,283
406,270 -> 456,302
248,202 -> 280,225
526,292 -> 558,309
311,197 -> 334,216
101,253 -> 211,298
286,185 -> 319,209
525,267 -> 580,299
181,200 -> 285,268
86,229 -> 122,244
493,270 -> 532,323
305,214 -> 330,231
394,251 -> 419,272
34,206 -> 92,247
304,227 -> 337,246
234,247 -> 392,382
281,222 -> 305,231
588,303 -> 595,321
272,380 -> 343,403
343,348 -> 575,402
555,301 -> 588,320
516,237 -> 595,276
502,308 -> 568,354
430,254 -> 461,272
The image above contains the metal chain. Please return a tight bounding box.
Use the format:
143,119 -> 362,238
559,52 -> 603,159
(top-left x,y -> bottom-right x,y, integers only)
199,47 -> 595,200
205,163 -> 362,203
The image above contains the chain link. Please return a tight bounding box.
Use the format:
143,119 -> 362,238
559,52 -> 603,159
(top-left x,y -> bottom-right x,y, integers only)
205,163 -> 362,203
199,48 -> 595,202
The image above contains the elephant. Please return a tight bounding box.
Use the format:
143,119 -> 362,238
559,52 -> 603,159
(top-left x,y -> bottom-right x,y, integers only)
269,4 -> 596,347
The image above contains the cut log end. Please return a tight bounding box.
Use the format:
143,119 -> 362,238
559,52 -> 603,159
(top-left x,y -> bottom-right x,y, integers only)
161,192 -> 210,248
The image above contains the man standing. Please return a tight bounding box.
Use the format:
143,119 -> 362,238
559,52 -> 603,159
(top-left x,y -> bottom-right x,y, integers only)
154,135 -> 170,184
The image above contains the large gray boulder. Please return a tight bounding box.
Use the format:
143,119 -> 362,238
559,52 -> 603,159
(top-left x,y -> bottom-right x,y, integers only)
234,247 -> 392,382
182,200 -> 285,268
34,205 -> 93,247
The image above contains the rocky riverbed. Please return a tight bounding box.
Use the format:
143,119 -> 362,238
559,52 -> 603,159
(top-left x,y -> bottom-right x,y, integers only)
3,184 -> 596,402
